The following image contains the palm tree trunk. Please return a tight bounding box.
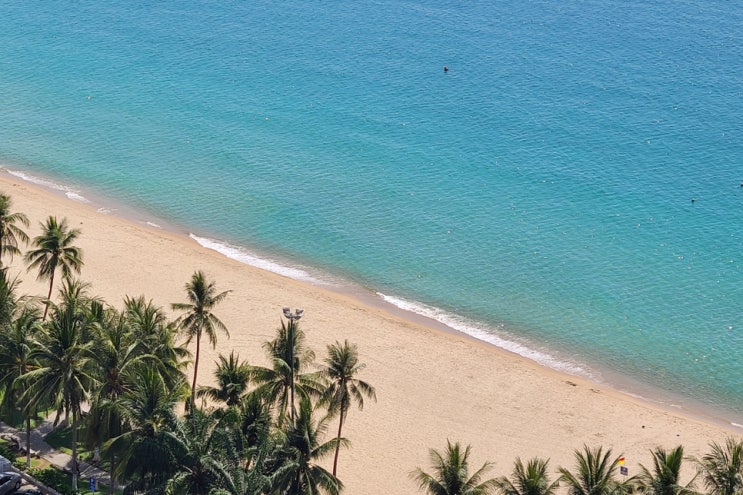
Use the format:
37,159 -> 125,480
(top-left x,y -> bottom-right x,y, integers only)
71,410 -> 79,491
289,321 -> 295,422
191,334 -> 201,407
109,452 -> 115,495
43,273 -> 55,320
290,366 -> 295,421
332,409 -> 345,476
25,415 -> 31,469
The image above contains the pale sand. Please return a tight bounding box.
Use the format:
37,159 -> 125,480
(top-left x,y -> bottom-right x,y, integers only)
2,172 -> 740,493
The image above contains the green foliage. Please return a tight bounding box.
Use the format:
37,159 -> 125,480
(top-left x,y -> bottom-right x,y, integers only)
495,457 -> 560,495
0,192 -> 30,267
697,438 -> 743,495
0,438 -> 17,460
0,403 -> 52,430
44,425 -> 72,452
558,445 -> 631,495
12,456 -> 26,470
0,395 -> 26,427
172,270 -> 230,406
29,467 -> 79,495
410,440 -> 498,495
196,351 -> 252,407
23,215 -> 83,319
45,425 -> 92,458
11,455 -> 44,471
319,339 -> 376,476
253,318 -> 320,425
637,446 -> 696,495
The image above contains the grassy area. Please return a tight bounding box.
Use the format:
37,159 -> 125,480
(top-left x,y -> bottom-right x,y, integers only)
43,426 -> 123,492
27,457 -> 48,470
80,485 -> 124,495
2,438 -> 122,495
34,467 -> 124,495
43,424 -> 94,462
43,425 -> 74,455
0,438 -> 46,470
0,408 -> 51,430
0,416 -> 124,494
0,390 -> 57,429
0,436 -> 49,465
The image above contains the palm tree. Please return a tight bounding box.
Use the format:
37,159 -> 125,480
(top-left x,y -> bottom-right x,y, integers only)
0,304 -> 41,468
0,268 -> 21,329
197,351 -> 252,408
237,391 -> 273,450
0,193 -> 29,268
637,446 -> 697,495
270,397 -> 345,495
697,438 -> 743,495
86,306 -> 155,491
495,457 -> 560,495
57,276 -> 97,319
24,216 -> 83,319
558,445 -> 631,495
125,295 -> 190,389
104,366 -> 188,493
217,432 -> 284,495
172,271 -> 230,405
318,340 -> 376,477
253,318 -> 319,424
90,306 -> 154,402
20,299 -> 98,491
163,407 -> 234,495
411,440 -> 498,495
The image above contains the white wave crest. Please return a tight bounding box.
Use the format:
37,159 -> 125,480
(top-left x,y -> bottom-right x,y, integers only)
377,292 -> 588,376
190,234 -> 322,284
66,192 -> 89,203
8,169 -> 90,203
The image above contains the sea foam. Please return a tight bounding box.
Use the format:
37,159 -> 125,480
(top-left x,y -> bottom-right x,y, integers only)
377,292 -> 588,376
190,234 -> 324,285
7,169 -> 89,203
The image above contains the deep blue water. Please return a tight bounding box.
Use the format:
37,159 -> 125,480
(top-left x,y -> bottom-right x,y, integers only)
1,0 -> 742,422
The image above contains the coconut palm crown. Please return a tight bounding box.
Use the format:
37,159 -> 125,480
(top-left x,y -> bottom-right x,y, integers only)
171,270 -> 230,405
558,445 -> 630,495
411,440 -> 498,495
0,193 -> 30,267
319,339 -> 376,477
24,215 -> 83,319
637,446 -> 697,495
495,457 -> 560,495
697,438 -> 743,495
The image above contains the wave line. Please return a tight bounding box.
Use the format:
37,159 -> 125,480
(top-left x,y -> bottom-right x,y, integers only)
377,292 -> 589,376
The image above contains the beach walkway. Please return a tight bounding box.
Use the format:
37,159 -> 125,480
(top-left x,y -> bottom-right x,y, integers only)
0,417 -> 115,491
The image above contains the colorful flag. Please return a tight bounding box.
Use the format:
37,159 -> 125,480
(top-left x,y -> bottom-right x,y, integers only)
618,457 -> 625,465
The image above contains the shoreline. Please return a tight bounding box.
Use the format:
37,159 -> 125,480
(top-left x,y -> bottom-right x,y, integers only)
2,169 -> 741,493
6,166 -> 742,430
194,228 -> 743,432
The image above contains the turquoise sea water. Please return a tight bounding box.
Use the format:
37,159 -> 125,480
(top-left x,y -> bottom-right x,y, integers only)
1,1 -> 741,423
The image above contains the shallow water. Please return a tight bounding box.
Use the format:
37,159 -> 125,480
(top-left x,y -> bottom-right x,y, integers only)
1,0 -> 741,422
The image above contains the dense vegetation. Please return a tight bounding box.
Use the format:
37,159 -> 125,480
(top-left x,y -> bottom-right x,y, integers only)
0,193 -> 376,494
411,440 -> 743,495
0,191 -> 741,495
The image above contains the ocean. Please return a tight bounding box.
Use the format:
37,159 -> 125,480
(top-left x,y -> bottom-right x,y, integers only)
1,0 -> 741,424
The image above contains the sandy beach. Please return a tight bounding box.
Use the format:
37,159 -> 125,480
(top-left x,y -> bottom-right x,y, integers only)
2,172 -> 740,494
